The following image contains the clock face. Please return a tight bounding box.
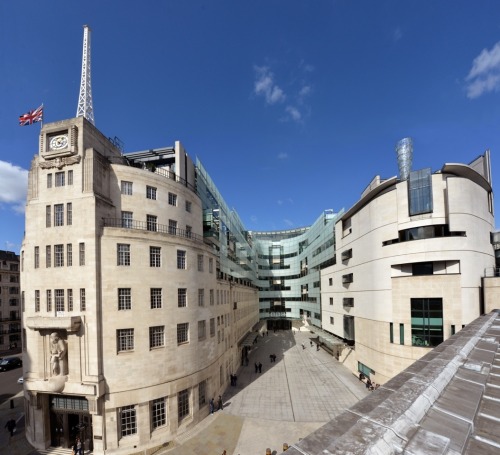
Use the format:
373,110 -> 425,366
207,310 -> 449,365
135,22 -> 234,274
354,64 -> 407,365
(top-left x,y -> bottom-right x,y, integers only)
49,134 -> 69,151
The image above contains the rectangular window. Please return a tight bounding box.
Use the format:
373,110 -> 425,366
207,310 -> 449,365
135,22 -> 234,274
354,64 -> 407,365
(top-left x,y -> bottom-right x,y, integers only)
451,325 -> 456,336
168,219 -> 177,235
117,244 -> 131,266
46,245 -> 52,268
408,168 -> 433,216
79,243 -> 85,266
146,186 -> 157,200
47,173 -> 52,188
147,214 -> 157,232
329,278 -> 333,286
46,289 -> 52,312
68,289 -> 73,311
330,316 -> 334,324
121,211 -> 133,228
150,288 -> 162,309
198,380 -> 206,406
121,181 -> 133,195
117,328 -> 134,352
177,250 -> 186,269
67,244 -> 72,266
411,298 -> 443,347
149,326 -> 165,348
399,323 -> 404,345
177,323 -> 189,344
118,288 -> 132,310
198,320 -> 206,340
178,389 -> 189,421
185,200 -> 191,212
66,203 -> 72,225
150,246 -> 161,267
120,405 -> 137,436
168,192 -> 177,206
67,170 -> 73,185
55,171 -> 65,187
55,289 -> 65,312
186,225 -> 192,238
178,288 -> 187,307
34,246 -> 39,269
389,322 -> 394,343
210,289 -> 214,306
54,244 -> 64,267
329,297 -> 333,305
35,290 -> 40,312
151,398 -> 166,429
412,262 -> 434,276
46,205 -> 51,227
197,254 -> 204,272
209,258 -> 213,273
210,318 -> 215,337
80,288 -> 86,311
54,204 -> 64,226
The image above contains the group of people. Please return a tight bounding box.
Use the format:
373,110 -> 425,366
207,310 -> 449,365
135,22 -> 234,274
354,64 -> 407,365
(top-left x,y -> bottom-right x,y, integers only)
358,372 -> 379,391
209,395 -> 224,414
230,373 -> 238,386
269,354 -> 277,362
254,362 -> 263,373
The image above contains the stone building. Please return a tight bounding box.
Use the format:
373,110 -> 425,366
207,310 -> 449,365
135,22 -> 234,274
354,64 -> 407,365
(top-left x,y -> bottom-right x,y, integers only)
20,116 -> 259,453
0,250 -> 21,351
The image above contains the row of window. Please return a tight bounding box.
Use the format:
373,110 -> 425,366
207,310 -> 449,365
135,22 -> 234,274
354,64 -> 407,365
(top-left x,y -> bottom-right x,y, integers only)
34,243 -> 85,268
46,203 -> 72,227
47,170 -> 73,188
0,287 -> 19,295
33,288 -> 86,312
0,275 -> 19,283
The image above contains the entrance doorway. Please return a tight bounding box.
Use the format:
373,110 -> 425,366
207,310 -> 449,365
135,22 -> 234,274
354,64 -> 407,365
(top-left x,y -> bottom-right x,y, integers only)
267,319 -> 292,331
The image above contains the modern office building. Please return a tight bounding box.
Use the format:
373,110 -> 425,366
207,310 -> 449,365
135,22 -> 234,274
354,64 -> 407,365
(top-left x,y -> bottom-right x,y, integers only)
321,148 -> 496,384
20,117 -> 259,453
0,250 -> 21,352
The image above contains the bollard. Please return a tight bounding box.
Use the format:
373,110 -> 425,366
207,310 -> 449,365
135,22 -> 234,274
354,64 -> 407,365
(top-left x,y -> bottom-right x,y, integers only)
283,442 -> 289,451
10,399 -> 14,409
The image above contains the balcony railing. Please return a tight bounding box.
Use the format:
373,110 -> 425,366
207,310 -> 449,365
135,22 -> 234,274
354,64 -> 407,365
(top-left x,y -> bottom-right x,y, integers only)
102,218 -> 204,243
484,267 -> 500,277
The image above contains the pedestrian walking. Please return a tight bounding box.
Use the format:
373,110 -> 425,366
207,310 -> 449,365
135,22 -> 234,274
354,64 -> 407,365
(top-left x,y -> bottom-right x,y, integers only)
217,395 -> 223,411
72,436 -> 83,455
209,397 -> 215,414
258,362 -> 262,373
255,362 -> 258,373
4,418 -> 16,437
302,343 -> 305,349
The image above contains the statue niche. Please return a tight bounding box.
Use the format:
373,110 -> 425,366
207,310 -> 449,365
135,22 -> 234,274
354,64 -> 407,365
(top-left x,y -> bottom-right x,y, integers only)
49,331 -> 68,377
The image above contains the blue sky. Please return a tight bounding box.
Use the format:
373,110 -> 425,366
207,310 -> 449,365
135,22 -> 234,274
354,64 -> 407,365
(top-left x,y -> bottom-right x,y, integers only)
1,1 -> 500,252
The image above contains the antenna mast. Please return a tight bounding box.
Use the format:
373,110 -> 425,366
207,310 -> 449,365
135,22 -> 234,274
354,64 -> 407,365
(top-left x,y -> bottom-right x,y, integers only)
76,25 -> 95,125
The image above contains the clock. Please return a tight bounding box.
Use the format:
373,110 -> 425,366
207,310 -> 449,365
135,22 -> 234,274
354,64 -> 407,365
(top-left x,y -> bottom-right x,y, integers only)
49,134 -> 69,151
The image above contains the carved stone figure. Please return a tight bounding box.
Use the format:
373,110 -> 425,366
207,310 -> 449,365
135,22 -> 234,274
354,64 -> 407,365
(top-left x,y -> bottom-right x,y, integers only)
49,332 -> 67,376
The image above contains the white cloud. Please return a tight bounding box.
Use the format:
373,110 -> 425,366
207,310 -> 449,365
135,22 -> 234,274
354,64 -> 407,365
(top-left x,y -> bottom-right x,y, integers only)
254,66 -> 286,105
277,199 -> 283,205
285,106 -> 302,122
298,85 -> 311,98
277,152 -> 288,160
0,161 -> 28,213
393,27 -> 402,42
465,41 -> 500,99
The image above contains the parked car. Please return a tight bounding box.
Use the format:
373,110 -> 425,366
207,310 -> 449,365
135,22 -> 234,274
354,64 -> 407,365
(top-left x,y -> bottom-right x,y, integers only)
0,357 -> 22,371
17,376 -> 24,384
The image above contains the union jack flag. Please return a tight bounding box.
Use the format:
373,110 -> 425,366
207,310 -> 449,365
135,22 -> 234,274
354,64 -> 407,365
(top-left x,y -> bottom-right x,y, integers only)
19,105 -> 43,126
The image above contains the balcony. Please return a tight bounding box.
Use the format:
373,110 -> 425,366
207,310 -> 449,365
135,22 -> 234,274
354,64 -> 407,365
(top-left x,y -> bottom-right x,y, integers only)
342,273 -> 353,284
343,297 -> 354,308
341,249 -> 352,262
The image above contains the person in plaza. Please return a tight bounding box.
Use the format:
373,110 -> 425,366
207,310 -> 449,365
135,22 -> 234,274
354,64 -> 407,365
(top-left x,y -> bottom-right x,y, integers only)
72,436 -> 83,455
258,362 -> 262,373
217,395 -> 223,411
209,397 -> 215,414
5,418 -> 16,437
255,362 -> 258,373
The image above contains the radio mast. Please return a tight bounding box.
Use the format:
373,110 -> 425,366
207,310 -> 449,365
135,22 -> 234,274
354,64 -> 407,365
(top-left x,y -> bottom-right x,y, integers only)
76,25 -> 95,125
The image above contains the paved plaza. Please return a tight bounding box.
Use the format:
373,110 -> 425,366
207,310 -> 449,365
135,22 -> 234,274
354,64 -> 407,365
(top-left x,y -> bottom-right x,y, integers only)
0,328 -> 369,455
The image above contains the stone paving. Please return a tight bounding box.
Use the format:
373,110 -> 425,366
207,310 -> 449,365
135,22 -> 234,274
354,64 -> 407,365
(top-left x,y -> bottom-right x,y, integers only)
0,328 -> 369,455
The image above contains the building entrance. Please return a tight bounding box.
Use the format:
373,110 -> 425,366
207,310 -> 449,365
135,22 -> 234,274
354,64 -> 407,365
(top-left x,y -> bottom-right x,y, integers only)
267,319 -> 292,331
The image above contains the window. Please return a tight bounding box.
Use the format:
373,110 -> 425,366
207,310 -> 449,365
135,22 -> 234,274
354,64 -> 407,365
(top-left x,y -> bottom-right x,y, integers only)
150,288 -> 162,309
120,405 -> 137,437
412,262 -> 433,276
389,322 -> 394,343
146,186 -> 157,200
121,211 -> 133,228
67,244 -> 72,266
177,323 -> 189,344
55,171 -> 65,187
408,168 -> 433,216
399,323 -> 404,345
210,318 -> 215,337
210,289 -> 214,306
151,398 -> 166,429
147,214 -> 157,232
117,329 -> 134,352
79,243 -> 85,266
35,290 -> 40,312
342,273 -> 353,284
168,219 -> 177,235
329,278 -> 333,286
178,288 -> 187,307
55,289 -> 65,312
54,204 -> 64,226
34,246 -> 39,269
46,290 -> 52,312
198,289 -> 204,307
197,254 -> 204,272
149,326 -> 165,348
177,389 -> 191,425
198,320 -> 206,340
198,380 -> 206,406
117,244 -> 130,266
343,297 -> 354,307
341,249 -> 353,261
54,244 -> 64,267
46,205 -> 51,227
168,192 -> 177,206
186,225 -> 192,238
177,250 -> 186,269
185,200 -> 192,212
80,288 -> 86,311
329,297 -> 333,305
150,246 -> 161,267
46,245 -> 52,268
47,174 -> 52,188
118,288 -> 131,310
330,316 -> 334,324
121,181 -> 133,195
66,203 -> 72,225
209,258 -> 213,273
68,170 -> 73,185
68,289 -> 73,311
411,298 -> 443,347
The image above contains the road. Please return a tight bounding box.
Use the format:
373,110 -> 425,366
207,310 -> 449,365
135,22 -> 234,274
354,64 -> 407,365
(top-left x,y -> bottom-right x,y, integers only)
0,355 -> 23,405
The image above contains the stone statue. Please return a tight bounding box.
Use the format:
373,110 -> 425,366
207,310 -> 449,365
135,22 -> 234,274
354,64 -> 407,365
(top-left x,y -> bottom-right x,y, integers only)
49,332 -> 67,376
